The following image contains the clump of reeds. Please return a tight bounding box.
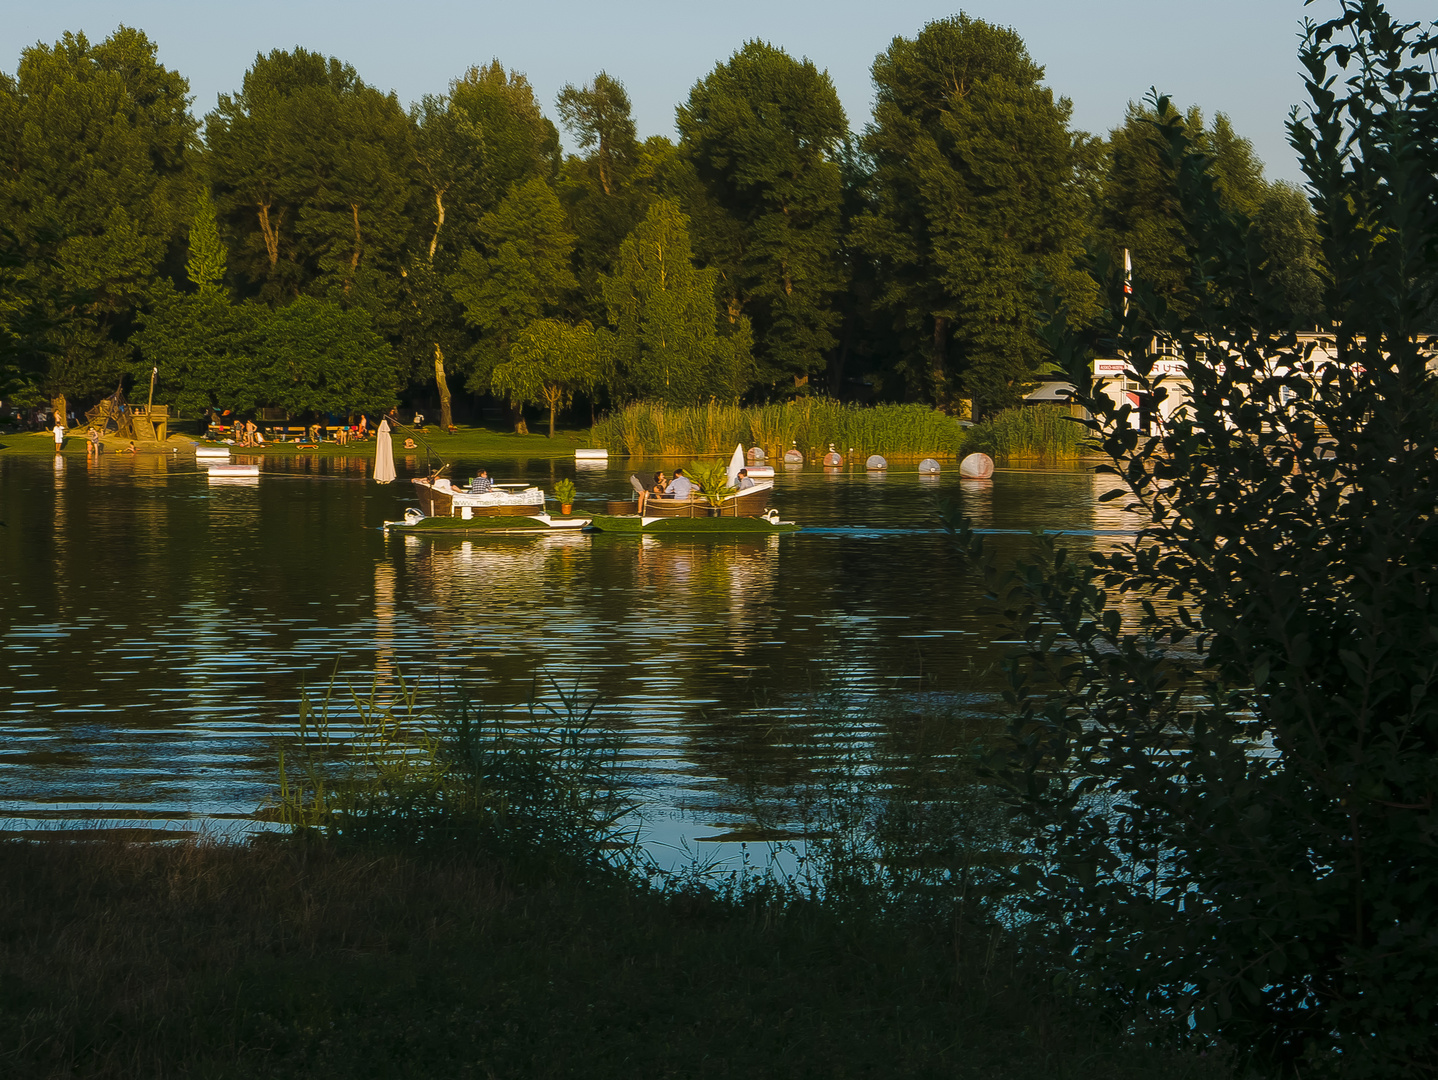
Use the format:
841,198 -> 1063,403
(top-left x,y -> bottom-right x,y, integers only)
273,670 -> 635,874
962,405 -> 1090,461
591,398 -> 965,460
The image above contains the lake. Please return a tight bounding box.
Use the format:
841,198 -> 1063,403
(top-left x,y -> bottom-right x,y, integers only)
0,453 -> 1133,856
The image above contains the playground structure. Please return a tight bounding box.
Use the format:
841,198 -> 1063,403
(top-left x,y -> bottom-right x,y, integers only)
83,370 -> 168,444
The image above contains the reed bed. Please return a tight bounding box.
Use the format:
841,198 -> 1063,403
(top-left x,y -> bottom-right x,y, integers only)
963,405 -> 1091,461
591,399 -> 966,461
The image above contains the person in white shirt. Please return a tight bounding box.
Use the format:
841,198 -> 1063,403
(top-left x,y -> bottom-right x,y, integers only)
52,421 -> 65,452
665,468 -> 695,499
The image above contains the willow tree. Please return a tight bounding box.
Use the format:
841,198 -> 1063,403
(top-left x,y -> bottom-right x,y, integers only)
494,319 -> 598,437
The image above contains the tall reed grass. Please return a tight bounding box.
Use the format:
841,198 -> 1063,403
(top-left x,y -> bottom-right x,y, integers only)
273,670 -> 635,874
591,399 -> 966,460
963,405 -> 1091,461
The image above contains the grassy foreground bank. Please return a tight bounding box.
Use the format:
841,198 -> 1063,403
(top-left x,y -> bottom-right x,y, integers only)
0,839 -> 1232,1080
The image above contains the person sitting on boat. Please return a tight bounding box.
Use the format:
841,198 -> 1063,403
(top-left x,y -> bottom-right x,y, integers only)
735,468 -> 755,490
639,472 -> 667,513
470,469 -> 493,494
665,468 -> 697,500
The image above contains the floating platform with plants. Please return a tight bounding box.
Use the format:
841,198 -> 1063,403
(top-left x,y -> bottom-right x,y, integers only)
383,512 -> 592,536
583,511 -> 798,535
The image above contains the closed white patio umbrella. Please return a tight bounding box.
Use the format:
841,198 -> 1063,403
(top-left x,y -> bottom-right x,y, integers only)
373,417 -> 396,483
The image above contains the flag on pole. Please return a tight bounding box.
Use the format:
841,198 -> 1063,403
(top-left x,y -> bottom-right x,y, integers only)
1123,248 -> 1133,318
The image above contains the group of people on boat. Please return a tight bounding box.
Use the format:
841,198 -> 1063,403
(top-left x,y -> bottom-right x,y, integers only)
637,466 -> 755,513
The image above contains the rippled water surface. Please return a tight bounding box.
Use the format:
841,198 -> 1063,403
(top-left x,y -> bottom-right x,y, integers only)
0,453 -> 1134,849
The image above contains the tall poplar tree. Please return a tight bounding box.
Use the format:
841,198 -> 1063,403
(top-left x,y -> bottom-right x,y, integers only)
677,42 -> 847,393
400,92 -> 487,430
556,73 -> 648,331
858,15 -> 1094,414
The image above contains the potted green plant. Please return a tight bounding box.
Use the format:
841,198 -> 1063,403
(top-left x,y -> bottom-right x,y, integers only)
553,478 -> 576,515
684,460 -> 736,515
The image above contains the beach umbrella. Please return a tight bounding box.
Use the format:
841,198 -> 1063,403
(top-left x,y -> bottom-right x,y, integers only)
374,418 -> 396,483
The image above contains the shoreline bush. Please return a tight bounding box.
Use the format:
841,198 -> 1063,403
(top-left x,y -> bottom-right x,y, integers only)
962,404 -> 1092,461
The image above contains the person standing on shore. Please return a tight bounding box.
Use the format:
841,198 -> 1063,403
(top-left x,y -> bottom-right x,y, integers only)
86,428 -> 101,459
52,420 -> 64,453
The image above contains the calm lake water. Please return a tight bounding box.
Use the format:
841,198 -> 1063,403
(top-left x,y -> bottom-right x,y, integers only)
0,452 -> 1133,854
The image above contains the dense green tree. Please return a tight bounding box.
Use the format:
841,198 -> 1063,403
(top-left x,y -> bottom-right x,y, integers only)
449,62 -> 560,204
599,199 -> 752,405
677,41 -> 848,393
0,26 -> 194,400
132,192 -> 245,414
250,297 -> 399,415
494,318 -> 599,437
400,92 -> 488,429
205,49 -> 416,306
0,228 -> 64,404
132,285 -> 257,415
1099,102 -> 1321,324
556,74 -> 649,332
857,15 -> 1095,415
557,72 -> 637,200
1253,181 -> 1323,325
448,177 -> 576,430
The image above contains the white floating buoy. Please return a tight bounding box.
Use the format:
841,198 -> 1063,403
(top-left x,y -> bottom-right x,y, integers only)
959,453 -> 994,479
919,458 -> 941,474
866,454 -> 888,471
747,446 -> 766,461
575,448 -> 608,460
823,442 -> 842,467
208,464 -> 259,478
195,446 -> 230,459
783,449 -> 803,464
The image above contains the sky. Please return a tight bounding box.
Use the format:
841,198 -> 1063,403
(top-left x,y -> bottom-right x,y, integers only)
2,1 -> 1432,185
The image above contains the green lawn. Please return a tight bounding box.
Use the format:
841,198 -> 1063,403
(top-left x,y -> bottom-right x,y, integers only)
0,424 -> 600,459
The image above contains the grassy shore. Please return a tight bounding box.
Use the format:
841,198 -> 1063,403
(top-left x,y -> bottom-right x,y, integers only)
0,838 -> 1234,1080
0,424 -> 595,460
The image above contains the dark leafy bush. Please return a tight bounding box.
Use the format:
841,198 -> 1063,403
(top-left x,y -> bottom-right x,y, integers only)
948,4 -> 1438,1074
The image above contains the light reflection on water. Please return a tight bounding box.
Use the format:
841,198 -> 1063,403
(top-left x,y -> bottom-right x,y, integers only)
0,453 -> 1138,856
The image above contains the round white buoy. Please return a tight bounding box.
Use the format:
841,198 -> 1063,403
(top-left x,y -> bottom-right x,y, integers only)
575,448 -> 608,460
918,458 -> 941,474
823,452 -> 842,466
866,454 -> 888,471
959,453 -> 994,479
783,449 -> 803,464
747,446 -> 766,461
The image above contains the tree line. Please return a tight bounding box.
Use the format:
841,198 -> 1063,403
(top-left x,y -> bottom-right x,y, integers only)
0,16 -> 1324,427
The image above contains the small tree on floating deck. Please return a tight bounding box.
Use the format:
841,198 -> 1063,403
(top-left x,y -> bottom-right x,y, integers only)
492,318 -> 599,437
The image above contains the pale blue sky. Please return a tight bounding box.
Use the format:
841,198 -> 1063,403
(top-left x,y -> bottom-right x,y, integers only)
3,1 -> 1431,183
